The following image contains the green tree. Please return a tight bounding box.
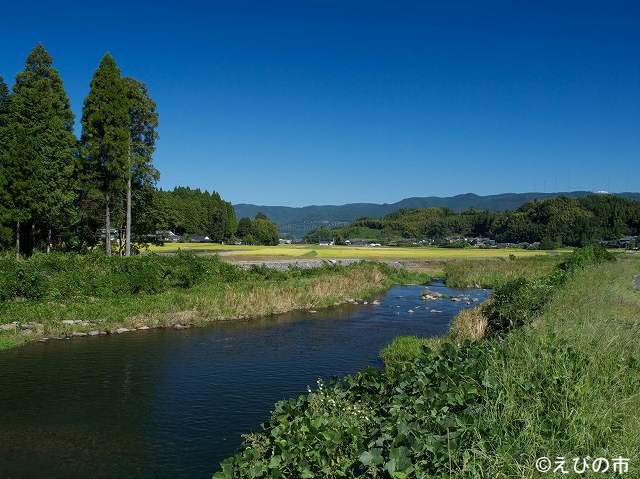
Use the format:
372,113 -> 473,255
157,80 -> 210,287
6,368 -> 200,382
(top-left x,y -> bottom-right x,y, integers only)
81,53 -> 130,256
0,75 -> 8,113
0,76 -> 8,130
251,215 -> 279,245
2,45 -> 77,257
236,217 -> 253,242
223,202 -> 238,240
123,77 -> 159,255
0,75 -> 11,247
204,192 -> 236,242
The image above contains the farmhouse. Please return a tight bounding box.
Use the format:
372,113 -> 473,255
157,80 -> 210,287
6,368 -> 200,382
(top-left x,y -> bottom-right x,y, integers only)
154,230 -> 181,243
190,234 -> 212,243
346,238 -> 379,247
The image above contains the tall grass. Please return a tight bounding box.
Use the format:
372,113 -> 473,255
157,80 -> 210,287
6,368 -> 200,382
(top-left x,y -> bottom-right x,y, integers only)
444,255 -> 562,288
470,257 -> 640,476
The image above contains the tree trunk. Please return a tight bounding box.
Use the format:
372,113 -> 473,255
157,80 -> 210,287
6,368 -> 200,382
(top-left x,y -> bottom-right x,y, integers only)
126,173 -> 132,257
16,220 -> 20,260
47,227 -> 52,253
105,193 -> 112,256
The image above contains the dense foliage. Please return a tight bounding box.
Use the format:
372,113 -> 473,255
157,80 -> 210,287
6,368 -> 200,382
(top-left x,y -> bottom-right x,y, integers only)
152,187 -> 237,242
0,251 -> 361,304
0,252 -> 211,301
146,189 -> 278,244
234,213 -> 279,245
0,45 -> 262,254
213,246 -> 615,478
305,195 -> 640,247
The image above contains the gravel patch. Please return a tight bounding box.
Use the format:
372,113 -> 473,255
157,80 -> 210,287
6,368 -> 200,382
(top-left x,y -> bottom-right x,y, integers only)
233,259 -> 363,270
230,259 -> 417,271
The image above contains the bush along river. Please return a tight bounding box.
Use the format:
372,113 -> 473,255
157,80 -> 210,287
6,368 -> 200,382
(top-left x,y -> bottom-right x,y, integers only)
0,281 -> 489,479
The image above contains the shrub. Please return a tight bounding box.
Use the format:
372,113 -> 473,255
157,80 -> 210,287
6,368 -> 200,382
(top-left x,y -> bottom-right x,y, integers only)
559,244 -> 614,273
160,252 -> 210,288
0,255 -> 48,300
0,252 -> 215,302
483,277 -> 552,335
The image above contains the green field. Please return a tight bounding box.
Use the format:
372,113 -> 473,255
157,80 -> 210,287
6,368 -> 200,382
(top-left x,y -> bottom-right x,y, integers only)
149,242 -> 560,260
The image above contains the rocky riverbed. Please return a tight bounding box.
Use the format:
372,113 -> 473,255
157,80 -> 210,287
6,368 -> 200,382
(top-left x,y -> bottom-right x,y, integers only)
420,286 -> 481,305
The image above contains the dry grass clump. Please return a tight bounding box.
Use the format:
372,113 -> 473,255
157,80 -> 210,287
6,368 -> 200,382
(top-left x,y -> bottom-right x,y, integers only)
449,303 -> 489,342
218,266 -> 388,318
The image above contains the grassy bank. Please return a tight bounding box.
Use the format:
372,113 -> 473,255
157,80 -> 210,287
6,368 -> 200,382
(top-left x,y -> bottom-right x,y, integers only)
0,253 -> 429,350
461,255 -> 640,475
214,247 -> 639,478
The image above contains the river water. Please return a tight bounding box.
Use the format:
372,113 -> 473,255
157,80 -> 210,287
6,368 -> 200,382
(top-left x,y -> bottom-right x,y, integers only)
0,282 -> 489,479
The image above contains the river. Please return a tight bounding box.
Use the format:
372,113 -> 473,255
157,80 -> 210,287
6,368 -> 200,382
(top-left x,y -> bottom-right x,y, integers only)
0,281 -> 489,479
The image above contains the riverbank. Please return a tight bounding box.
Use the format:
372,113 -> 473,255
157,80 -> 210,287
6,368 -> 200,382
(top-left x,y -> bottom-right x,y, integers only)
214,247 -> 639,477
0,253 -> 430,351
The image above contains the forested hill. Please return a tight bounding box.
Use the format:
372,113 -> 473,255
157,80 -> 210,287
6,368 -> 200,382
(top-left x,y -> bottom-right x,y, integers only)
304,195 -> 640,248
235,192 -> 640,238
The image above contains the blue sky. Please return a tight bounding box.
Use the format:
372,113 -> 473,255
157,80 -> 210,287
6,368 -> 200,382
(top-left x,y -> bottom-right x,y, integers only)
1,1 -> 638,206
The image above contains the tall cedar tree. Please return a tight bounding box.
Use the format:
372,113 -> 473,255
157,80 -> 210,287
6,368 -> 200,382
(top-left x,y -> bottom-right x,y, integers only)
0,76 -> 11,246
2,45 -> 77,257
123,77 -> 159,255
81,54 -> 130,256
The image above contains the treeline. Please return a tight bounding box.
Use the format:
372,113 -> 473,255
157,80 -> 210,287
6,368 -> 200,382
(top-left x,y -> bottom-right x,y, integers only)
0,45 -> 278,255
150,187 -> 278,245
143,187 -> 279,245
305,195 -> 640,247
153,187 -> 236,242
0,44 -> 158,256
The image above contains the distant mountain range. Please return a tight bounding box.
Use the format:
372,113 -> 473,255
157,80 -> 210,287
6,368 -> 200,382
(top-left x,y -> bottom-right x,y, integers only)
234,191 -> 640,238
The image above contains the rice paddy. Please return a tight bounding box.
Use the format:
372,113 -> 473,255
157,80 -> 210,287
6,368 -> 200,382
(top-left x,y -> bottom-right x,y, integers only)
148,243 -> 561,261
